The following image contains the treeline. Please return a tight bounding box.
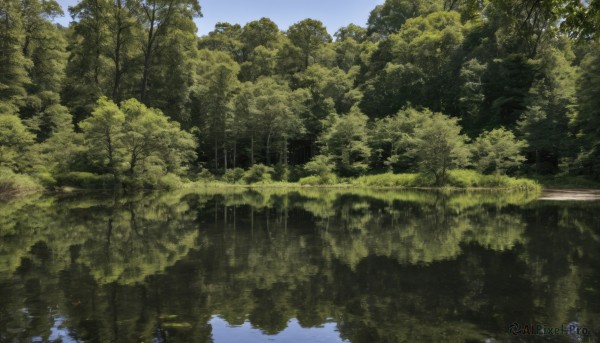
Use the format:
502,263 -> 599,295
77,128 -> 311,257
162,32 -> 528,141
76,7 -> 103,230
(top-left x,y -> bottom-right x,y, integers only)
1,0 -> 600,190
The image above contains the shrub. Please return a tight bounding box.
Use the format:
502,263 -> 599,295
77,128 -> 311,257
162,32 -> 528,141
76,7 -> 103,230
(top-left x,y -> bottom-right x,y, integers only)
353,173 -> 427,187
272,163 -> 289,182
299,173 -> 337,185
222,168 -> 245,183
243,164 -> 274,184
445,169 -> 480,187
197,168 -> 215,182
157,173 -> 183,190
0,168 -> 42,197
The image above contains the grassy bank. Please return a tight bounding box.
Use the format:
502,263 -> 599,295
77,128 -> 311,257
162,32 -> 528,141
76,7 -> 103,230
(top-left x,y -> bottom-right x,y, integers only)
351,170 -> 540,191
193,170 -> 540,192
0,168 -> 43,199
0,168 -> 543,200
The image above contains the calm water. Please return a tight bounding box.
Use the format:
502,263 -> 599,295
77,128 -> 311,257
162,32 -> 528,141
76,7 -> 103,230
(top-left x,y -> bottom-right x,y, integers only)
0,188 -> 598,343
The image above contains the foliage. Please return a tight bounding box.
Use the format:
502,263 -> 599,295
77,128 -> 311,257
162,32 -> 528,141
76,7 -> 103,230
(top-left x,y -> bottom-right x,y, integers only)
243,164 -> 274,184
319,107 -> 372,176
222,167 -> 245,183
0,167 -> 41,197
78,97 -> 196,187
0,114 -> 36,171
353,170 -> 540,191
408,111 -> 471,185
472,128 -> 527,174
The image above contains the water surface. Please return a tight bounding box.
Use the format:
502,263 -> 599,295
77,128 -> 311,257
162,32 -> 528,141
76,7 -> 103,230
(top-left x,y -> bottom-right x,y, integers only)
0,188 -> 598,342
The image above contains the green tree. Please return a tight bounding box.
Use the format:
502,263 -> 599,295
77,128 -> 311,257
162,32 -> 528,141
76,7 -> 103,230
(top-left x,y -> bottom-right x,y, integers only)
458,58 -> 487,131
409,111 -> 471,185
287,19 -> 332,70
361,11 -> 465,116
120,99 -> 196,182
304,154 -> 336,184
319,107 -> 372,176
0,114 -> 36,171
79,97 -> 125,178
334,24 -> 367,43
192,50 -> 240,171
370,107 -> 425,172
241,18 -> 282,55
0,0 -> 30,107
574,42 -> 600,179
366,0 -> 441,37
472,128 -> 527,174
135,0 -> 202,102
199,22 -> 244,61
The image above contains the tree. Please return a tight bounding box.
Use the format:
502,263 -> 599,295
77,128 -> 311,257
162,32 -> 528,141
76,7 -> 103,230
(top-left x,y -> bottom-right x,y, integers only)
191,50 -> 240,171
366,0 -> 441,37
334,24 -> 367,43
0,114 -> 36,171
135,0 -> 202,102
361,11 -> 465,116
0,0 -> 30,107
370,107 -> 426,172
304,154 -> 336,184
287,19 -> 332,70
199,22 -> 243,61
241,18 -> 281,55
79,97 -> 126,178
518,47 -> 577,174
408,111 -> 470,185
472,128 -> 526,174
574,41 -> 600,179
319,107 -> 372,176
119,99 -> 196,181
458,58 -> 487,131
231,78 -> 306,167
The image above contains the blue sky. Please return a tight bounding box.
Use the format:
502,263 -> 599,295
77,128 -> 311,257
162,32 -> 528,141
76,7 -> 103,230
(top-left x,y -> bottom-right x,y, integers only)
54,0 -> 384,36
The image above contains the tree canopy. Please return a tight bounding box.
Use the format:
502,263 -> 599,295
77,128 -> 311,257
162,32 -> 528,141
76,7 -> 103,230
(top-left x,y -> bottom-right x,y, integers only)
2,0 -> 600,188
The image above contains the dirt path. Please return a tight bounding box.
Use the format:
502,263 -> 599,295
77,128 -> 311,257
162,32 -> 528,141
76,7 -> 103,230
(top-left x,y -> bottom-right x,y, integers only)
539,189 -> 600,201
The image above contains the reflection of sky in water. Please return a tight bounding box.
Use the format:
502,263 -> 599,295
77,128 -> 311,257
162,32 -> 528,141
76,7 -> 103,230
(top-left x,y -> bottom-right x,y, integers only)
32,316 -> 80,343
209,315 -> 349,343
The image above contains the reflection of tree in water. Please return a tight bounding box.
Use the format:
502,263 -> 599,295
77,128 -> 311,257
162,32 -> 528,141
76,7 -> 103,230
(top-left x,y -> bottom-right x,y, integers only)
0,189 -> 598,342
312,191 -> 528,267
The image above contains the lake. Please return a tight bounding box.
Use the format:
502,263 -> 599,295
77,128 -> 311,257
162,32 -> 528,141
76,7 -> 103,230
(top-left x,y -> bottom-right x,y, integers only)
0,188 -> 598,342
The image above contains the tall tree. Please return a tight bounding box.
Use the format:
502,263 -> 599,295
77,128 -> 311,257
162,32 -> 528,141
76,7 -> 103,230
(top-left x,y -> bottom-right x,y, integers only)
191,49 -> 239,171
135,0 -> 201,103
472,128 -> 527,175
0,0 -> 30,108
319,107 -> 372,176
408,111 -> 471,185
79,97 -> 126,178
286,19 -> 332,70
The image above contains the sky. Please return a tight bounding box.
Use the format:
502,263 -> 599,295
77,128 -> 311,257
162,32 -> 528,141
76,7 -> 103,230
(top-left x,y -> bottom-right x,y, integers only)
54,0 -> 384,36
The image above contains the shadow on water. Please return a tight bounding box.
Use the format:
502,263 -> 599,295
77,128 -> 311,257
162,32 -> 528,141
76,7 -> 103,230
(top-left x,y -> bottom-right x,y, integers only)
0,188 -> 598,342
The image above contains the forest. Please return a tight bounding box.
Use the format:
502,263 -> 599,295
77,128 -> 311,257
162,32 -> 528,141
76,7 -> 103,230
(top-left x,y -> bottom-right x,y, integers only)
1,0 -> 600,193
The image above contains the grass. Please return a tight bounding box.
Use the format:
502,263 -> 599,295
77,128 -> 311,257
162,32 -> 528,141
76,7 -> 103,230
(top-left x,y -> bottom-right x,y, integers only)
351,170 -> 540,191
0,168 -> 43,199
190,169 -> 540,192
1,167 -> 542,200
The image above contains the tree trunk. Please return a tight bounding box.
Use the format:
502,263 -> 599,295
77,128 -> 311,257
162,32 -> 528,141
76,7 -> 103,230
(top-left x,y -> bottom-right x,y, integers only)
140,4 -> 156,103
214,136 -> 219,171
266,133 -> 272,165
223,144 -> 228,171
233,141 -> 237,168
250,135 -> 255,166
